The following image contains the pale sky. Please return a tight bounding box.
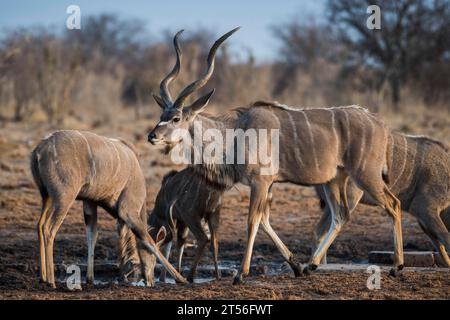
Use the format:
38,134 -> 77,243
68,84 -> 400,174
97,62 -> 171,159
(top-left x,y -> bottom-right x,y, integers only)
0,0 -> 327,62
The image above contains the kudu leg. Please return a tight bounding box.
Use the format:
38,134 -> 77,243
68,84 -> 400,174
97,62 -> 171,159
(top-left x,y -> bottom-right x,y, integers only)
313,187 -> 332,265
313,182 -> 363,265
313,209 -> 332,265
208,212 -> 221,280
436,242 -> 450,267
37,196 -> 51,284
418,220 -> 450,267
233,180 -> 270,285
187,220 -> 209,283
136,240 -> 155,286
83,201 -> 98,285
43,195 -> 75,288
360,180 -> 404,276
309,182 -> 349,270
383,187 -> 404,276
159,241 -> 172,282
412,201 -> 450,267
117,221 -> 140,283
260,187 -> 302,276
176,226 -> 189,273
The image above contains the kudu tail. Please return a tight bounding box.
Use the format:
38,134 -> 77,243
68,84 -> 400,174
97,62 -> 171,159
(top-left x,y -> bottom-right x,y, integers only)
30,147 -> 48,201
382,138 -> 393,185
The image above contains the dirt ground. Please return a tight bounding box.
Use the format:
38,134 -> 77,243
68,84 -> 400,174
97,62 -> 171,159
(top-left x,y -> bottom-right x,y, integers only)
0,106 -> 449,300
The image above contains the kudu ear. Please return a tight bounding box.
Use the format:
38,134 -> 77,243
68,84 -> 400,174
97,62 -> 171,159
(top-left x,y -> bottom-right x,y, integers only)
155,226 -> 167,247
185,89 -> 215,114
152,94 -> 167,110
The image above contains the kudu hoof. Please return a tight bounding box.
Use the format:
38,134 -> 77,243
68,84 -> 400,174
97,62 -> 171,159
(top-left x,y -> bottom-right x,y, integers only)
301,264 -> 317,276
176,278 -> 188,284
233,274 -> 245,285
291,263 -> 303,277
39,280 -> 56,289
187,276 -> 195,284
389,265 -> 404,278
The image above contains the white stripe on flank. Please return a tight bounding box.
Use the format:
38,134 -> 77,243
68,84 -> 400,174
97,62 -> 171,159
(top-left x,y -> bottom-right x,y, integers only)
81,134 -> 96,178
358,112 -> 371,172
267,109 -> 280,124
357,113 -> 365,167
343,109 -> 351,146
328,109 -> 340,154
300,110 -> 319,170
64,132 -> 82,179
403,139 -> 417,184
110,141 -> 121,179
99,138 -> 111,172
387,133 -> 394,174
52,136 -> 59,164
286,112 -> 304,165
391,135 -> 408,188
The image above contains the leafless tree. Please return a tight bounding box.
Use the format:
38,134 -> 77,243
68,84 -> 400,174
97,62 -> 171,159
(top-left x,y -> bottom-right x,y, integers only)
328,0 -> 450,109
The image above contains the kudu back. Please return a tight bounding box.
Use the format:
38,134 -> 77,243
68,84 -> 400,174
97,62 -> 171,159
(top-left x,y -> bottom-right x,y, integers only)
314,133 -> 450,266
31,130 -> 186,287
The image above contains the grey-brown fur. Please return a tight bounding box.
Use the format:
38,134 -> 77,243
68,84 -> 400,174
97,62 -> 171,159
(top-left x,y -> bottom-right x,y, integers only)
314,133 -> 450,266
148,168 -> 224,283
30,130 -> 186,287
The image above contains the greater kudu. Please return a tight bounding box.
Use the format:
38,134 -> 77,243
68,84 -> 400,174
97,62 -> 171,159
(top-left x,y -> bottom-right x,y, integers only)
31,130 -> 186,287
149,168 -> 224,283
147,29 -> 404,284
314,133 -> 450,266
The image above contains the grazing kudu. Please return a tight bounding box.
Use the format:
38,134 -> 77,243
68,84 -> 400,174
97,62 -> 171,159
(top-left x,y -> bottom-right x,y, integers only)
148,168 -> 224,283
148,29 -> 404,284
31,130 -> 186,288
314,133 -> 450,266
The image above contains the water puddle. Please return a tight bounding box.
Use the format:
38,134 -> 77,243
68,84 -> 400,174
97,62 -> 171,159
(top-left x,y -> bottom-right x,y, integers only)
54,261 -> 242,286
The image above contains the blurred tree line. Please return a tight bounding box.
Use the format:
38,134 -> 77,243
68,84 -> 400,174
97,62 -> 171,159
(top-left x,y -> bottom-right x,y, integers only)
0,0 -> 448,124
274,0 -> 450,111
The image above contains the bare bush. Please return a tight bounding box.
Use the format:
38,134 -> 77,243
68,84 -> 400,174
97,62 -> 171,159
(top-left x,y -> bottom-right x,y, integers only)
328,0 -> 450,109
1,29 -> 82,124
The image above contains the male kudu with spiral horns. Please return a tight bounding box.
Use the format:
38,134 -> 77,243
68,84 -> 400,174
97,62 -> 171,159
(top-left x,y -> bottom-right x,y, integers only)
148,28 -> 405,284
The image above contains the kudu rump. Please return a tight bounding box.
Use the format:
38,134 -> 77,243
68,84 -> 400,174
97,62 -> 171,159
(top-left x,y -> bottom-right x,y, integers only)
148,29 -> 405,284
31,130 -> 186,287
314,133 -> 450,266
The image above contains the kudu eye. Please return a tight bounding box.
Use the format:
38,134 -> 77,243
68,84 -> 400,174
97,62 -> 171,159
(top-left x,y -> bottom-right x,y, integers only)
173,117 -> 181,123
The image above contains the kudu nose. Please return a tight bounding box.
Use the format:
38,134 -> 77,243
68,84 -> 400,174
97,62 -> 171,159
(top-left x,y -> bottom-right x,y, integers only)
148,132 -> 156,142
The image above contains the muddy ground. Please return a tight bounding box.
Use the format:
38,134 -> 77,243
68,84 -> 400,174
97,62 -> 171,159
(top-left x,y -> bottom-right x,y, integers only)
0,107 -> 449,300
